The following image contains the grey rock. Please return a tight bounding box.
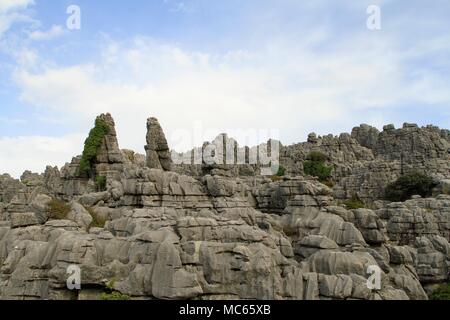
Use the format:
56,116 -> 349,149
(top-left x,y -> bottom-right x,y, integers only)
66,201 -> 93,231
145,117 -> 173,171
1,116 -> 449,300
78,191 -> 110,207
10,212 -> 42,228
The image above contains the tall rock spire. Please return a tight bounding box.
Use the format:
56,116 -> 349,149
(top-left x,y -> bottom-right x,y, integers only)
145,117 -> 172,171
94,113 -> 124,174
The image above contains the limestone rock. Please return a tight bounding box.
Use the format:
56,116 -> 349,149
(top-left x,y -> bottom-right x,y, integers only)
1,116 -> 449,300
66,201 -> 93,231
151,239 -> 202,299
94,113 -> 124,174
145,117 -> 173,171
351,124 -> 380,150
10,212 -> 42,228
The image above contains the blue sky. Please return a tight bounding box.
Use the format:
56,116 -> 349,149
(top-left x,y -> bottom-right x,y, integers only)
1,0 -> 450,176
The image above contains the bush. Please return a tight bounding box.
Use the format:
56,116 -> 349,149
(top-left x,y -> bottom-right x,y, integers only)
303,152 -> 332,182
269,163 -> 285,181
79,117 -> 110,175
101,280 -> 130,300
276,165 -> 286,177
385,171 -> 437,202
307,151 -> 328,162
430,284 -> 450,300
101,291 -> 131,300
47,199 -> 71,220
344,194 -> 365,209
95,175 -> 107,191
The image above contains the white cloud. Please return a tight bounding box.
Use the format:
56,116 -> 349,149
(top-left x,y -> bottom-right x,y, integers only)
29,25 -> 65,41
11,34 -> 450,160
0,116 -> 27,124
4,26 -> 450,176
0,0 -> 34,38
0,134 -> 85,178
0,0 -> 33,13
13,38 -> 353,154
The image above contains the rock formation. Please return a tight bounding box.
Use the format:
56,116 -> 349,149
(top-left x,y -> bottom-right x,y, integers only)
93,113 -> 125,175
145,117 -> 173,171
0,114 -> 448,300
281,123 -> 450,202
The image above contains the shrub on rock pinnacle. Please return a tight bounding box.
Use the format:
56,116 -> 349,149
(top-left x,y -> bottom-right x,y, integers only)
79,117 -> 110,175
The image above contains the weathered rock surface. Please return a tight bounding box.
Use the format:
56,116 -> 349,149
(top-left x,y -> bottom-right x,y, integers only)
0,115 -> 449,300
145,117 -> 173,171
94,113 -> 125,175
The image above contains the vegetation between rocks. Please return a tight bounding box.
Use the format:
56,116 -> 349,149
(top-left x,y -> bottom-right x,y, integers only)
95,175 -> 107,191
101,280 -> 130,301
270,164 -> 286,182
79,117 -> 110,175
385,171 -> 437,202
343,194 -> 366,209
303,151 -> 333,183
429,283 -> 450,300
86,206 -> 107,229
276,165 -> 286,177
47,198 -> 71,220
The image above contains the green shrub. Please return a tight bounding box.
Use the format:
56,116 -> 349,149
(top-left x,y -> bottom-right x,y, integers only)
101,291 -> 131,300
276,165 -> 286,177
307,151 -> 328,162
344,194 -> 365,209
79,117 -> 110,175
95,175 -> 107,191
47,199 -> 71,220
101,280 -> 130,300
269,163 -> 285,181
430,283 -> 450,300
385,171 -> 437,202
303,152 -> 332,182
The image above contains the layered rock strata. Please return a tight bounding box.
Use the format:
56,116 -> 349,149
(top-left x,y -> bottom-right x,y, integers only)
0,115 -> 448,300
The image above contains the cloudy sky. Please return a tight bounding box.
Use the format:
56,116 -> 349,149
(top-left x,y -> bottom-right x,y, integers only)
0,0 -> 449,177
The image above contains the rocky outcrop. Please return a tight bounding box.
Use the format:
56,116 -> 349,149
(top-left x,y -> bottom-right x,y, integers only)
375,124 -> 450,163
281,123 -> 450,202
121,149 -> 146,167
351,124 -> 380,150
0,115 -> 449,300
94,113 -> 124,175
171,122 -> 449,203
145,117 -> 173,171
2,170 -> 440,300
376,195 -> 450,245
0,174 -> 26,204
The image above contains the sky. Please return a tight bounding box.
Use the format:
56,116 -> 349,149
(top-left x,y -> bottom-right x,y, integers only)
0,0 -> 449,177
